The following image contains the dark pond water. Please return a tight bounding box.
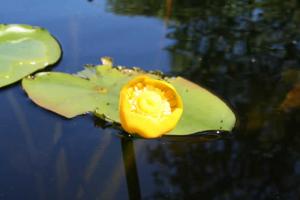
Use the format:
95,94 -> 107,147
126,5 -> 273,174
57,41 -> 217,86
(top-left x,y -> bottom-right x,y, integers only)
1,0 -> 300,199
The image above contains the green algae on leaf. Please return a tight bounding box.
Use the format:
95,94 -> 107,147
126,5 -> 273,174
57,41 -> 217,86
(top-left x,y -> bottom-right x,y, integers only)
0,24 -> 61,88
22,60 -> 236,136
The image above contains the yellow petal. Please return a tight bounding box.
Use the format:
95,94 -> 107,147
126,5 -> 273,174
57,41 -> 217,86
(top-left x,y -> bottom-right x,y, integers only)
119,75 -> 183,138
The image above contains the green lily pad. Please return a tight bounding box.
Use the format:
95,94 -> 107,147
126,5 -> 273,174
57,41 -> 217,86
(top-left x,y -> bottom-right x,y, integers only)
22,60 -> 236,136
167,77 -> 235,135
0,24 -> 61,87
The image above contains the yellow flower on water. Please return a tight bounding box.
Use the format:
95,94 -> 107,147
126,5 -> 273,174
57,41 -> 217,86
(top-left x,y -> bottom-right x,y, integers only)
119,75 -> 183,138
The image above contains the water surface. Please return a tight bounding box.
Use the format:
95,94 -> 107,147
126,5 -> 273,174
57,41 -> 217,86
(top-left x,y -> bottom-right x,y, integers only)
1,0 -> 300,199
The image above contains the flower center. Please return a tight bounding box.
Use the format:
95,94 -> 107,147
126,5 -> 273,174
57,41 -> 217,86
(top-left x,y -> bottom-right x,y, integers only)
129,85 -> 171,118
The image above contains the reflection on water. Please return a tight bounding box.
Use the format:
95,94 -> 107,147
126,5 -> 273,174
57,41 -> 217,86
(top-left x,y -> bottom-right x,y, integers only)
107,0 -> 300,199
1,0 -> 300,199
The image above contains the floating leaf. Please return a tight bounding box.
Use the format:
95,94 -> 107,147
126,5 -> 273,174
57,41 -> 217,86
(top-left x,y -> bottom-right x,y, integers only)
0,24 -> 61,87
167,77 -> 235,135
22,63 -> 236,135
23,65 -> 144,120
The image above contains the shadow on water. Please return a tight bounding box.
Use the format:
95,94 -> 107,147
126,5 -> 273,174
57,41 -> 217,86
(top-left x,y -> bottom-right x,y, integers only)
121,137 -> 141,200
118,131 -> 234,200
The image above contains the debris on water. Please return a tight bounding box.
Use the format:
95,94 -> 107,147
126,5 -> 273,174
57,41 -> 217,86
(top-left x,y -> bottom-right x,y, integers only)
280,83 -> 300,112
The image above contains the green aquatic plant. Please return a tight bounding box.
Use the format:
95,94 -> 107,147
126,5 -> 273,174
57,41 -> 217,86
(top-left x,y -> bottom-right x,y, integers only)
22,58 -> 236,136
0,24 -> 235,137
0,24 -> 61,87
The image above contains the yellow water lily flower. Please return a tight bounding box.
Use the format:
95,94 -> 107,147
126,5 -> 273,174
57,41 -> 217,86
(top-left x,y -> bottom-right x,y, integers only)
119,75 -> 183,138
